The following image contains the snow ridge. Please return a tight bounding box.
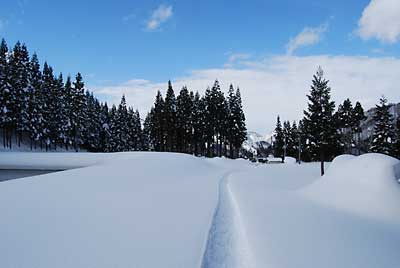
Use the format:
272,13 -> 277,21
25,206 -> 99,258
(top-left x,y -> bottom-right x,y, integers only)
201,173 -> 254,268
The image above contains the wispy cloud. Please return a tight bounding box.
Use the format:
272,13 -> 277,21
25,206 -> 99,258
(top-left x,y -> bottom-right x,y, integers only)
356,0 -> 400,44
145,4 -> 173,31
286,23 -> 328,55
224,53 -> 252,68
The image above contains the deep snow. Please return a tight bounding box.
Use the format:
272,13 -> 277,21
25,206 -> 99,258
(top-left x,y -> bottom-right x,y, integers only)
0,152 -> 399,268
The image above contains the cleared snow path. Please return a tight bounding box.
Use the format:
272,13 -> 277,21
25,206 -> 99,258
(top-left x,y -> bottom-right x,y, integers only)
201,173 -> 254,268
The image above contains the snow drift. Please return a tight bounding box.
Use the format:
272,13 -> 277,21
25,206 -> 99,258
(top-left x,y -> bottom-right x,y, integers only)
302,153 -> 400,224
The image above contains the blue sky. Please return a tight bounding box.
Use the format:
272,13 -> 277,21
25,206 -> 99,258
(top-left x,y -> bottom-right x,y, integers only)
1,0 -> 400,133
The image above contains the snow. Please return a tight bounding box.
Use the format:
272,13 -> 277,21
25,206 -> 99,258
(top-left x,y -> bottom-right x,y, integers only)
0,152 -> 399,268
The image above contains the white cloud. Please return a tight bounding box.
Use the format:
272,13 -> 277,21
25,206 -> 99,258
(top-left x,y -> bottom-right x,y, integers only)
145,4 -> 173,31
286,24 -> 328,55
357,0 -> 400,43
92,55 -> 400,135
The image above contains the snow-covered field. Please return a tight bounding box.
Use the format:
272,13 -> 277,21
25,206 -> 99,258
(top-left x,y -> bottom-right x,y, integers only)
0,152 -> 399,268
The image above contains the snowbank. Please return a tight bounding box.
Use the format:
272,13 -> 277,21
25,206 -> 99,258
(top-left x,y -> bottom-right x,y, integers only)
302,153 -> 400,224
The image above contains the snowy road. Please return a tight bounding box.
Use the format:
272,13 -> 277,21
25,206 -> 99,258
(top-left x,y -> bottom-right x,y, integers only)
0,152 -> 399,268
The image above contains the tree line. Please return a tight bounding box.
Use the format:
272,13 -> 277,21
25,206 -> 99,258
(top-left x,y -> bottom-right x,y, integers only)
274,66 -> 400,175
0,39 -> 247,156
143,80 -> 247,158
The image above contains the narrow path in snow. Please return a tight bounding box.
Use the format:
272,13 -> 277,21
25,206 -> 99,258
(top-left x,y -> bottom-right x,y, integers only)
201,173 -> 254,268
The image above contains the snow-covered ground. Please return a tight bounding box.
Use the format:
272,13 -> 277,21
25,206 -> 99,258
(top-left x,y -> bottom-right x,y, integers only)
0,152 -> 399,268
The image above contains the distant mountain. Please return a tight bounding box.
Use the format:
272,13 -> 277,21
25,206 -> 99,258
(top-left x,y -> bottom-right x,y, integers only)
242,131 -> 271,156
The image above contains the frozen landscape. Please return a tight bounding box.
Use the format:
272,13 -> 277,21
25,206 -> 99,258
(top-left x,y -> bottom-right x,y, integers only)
0,152 -> 399,268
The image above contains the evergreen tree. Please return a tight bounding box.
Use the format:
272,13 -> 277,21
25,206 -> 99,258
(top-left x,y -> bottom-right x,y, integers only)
151,91 -> 165,151
107,104 -> 118,152
370,96 -> 394,155
352,101 -> 367,154
9,42 -> 30,146
99,102 -> 111,152
26,53 -> 43,149
71,73 -> 86,151
273,116 -> 285,162
176,86 -> 193,153
41,62 -> 54,150
0,39 -> 11,148
226,85 -> 247,158
302,67 -> 337,175
164,81 -> 177,152
192,92 -> 206,156
336,98 -> 354,153
143,109 -> 154,151
63,76 -> 73,150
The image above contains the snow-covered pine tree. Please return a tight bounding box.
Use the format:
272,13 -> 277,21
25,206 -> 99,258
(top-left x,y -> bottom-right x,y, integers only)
290,121 -> 299,160
107,104 -> 118,152
63,76 -> 73,150
83,91 -> 102,152
164,81 -> 177,152
133,109 -> 143,150
176,86 -> 193,153
336,98 -> 354,153
273,116 -> 285,162
27,53 -> 43,149
54,73 -> 69,150
370,96 -> 394,155
99,102 -> 111,152
9,42 -> 30,147
71,73 -> 86,151
115,95 -> 129,151
0,39 -> 10,148
302,67 -> 337,175
142,109 -> 154,151
226,85 -> 246,158
352,101 -> 366,154
40,62 -> 54,150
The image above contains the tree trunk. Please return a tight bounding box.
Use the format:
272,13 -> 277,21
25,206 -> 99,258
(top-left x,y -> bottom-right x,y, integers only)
320,149 -> 325,176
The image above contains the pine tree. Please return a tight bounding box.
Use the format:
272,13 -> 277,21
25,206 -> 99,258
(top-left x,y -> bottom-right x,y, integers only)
273,116 -> 285,162
352,101 -> 366,154
71,73 -> 86,151
370,96 -> 394,155
99,102 -> 111,152
176,86 -> 193,153
164,81 -> 177,152
226,85 -> 247,158
336,98 -> 354,153
26,53 -> 43,149
63,76 -> 73,150
302,67 -> 337,175
151,91 -> 165,151
143,109 -> 154,151
192,92 -> 206,156
9,42 -> 30,147
41,62 -> 54,150
0,39 -> 11,148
